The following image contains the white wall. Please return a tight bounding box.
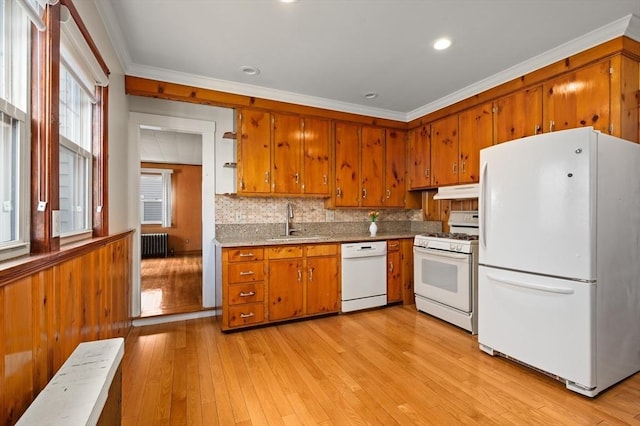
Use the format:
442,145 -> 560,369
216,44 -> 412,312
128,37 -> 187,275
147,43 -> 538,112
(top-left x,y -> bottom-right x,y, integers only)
73,0 -> 130,233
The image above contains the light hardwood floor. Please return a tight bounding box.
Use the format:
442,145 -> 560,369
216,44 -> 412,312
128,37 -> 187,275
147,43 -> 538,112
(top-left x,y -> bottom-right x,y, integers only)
140,254 -> 203,317
122,305 -> 640,425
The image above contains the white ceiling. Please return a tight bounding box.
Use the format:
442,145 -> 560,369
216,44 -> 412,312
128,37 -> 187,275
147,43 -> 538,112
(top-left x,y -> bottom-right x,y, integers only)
96,1 -> 640,121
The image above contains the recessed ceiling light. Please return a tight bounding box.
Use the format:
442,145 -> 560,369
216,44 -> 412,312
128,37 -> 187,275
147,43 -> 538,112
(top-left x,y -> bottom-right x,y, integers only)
240,65 -> 260,76
280,0 -> 297,3
433,38 -> 452,50
364,92 -> 378,99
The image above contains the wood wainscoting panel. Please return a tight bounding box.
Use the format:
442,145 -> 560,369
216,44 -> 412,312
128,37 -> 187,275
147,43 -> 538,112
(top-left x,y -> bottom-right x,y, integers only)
0,232 -> 133,424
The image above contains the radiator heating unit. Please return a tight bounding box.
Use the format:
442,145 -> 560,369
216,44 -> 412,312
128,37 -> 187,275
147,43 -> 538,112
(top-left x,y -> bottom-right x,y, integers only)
141,233 -> 168,258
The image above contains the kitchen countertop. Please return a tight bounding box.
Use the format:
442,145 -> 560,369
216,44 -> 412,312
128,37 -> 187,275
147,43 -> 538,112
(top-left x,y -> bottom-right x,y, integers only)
215,231 -> 420,248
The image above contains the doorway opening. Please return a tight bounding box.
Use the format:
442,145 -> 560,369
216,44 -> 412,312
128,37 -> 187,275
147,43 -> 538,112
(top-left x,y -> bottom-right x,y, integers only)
138,128 -> 203,316
129,113 -> 217,320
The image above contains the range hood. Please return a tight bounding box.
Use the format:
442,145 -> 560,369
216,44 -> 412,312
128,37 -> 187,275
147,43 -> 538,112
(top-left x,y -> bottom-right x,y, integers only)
433,183 -> 479,200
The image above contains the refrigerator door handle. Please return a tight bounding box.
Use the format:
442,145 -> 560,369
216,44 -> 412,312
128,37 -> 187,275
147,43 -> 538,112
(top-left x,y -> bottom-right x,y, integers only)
480,162 -> 488,249
487,274 -> 575,294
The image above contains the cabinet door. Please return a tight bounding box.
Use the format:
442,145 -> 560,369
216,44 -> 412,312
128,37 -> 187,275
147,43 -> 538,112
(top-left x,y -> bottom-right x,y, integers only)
238,109 -> 271,193
387,242 -> 402,303
268,258 -> 304,321
384,130 -> 407,207
272,113 -> 302,194
494,86 -> 543,144
302,118 -> 330,195
334,122 -> 360,207
430,115 -> 459,186
543,60 -> 610,134
306,256 -> 339,315
361,126 -> 385,207
408,125 -> 431,189
458,103 -> 493,183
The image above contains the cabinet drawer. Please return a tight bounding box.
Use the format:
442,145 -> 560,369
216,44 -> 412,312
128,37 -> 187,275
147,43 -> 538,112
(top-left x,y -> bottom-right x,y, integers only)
228,303 -> 265,328
227,262 -> 264,283
228,283 -> 264,305
267,245 -> 303,259
387,239 -> 400,251
306,243 -> 338,257
227,248 -> 264,262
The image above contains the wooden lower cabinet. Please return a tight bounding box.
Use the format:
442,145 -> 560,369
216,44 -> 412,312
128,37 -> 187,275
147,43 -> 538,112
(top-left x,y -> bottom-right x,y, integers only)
387,240 -> 402,303
221,243 -> 340,330
268,244 -> 340,321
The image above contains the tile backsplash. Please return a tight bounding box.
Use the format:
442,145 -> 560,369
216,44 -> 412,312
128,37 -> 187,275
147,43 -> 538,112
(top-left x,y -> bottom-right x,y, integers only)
215,195 -> 423,224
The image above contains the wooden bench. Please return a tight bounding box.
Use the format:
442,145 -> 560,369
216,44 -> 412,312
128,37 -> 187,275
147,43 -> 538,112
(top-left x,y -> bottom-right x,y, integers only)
17,338 -> 124,426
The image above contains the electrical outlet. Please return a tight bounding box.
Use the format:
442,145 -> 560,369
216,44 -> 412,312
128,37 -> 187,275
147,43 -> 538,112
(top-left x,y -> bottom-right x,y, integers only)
325,210 -> 335,222
236,212 -> 243,222
3,200 -> 12,212
52,210 -> 60,237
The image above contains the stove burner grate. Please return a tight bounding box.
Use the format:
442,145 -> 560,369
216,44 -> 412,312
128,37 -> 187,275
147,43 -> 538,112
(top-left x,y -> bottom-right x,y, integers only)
423,232 -> 479,241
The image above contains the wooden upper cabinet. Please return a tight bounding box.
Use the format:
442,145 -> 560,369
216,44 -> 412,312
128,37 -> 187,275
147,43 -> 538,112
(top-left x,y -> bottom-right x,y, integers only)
334,122 -> 360,207
543,59 -> 611,134
302,117 -> 330,196
408,125 -> 431,189
458,102 -> 493,183
494,85 -> 543,144
384,129 -> 407,207
361,126 -> 385,207
430,115 -> 459,186
238,108 -> 271,193
272,113 -> 303,194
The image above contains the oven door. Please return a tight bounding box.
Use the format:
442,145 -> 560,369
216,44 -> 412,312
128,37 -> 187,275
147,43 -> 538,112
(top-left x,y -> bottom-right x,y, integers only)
413,246 -> 471,312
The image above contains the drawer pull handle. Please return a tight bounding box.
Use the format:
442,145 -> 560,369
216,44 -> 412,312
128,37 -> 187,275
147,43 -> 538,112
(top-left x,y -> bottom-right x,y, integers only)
239,253 -> 254,257
239,312 -> 255,319
239,271 -> 254,276
239,291 -> 256,297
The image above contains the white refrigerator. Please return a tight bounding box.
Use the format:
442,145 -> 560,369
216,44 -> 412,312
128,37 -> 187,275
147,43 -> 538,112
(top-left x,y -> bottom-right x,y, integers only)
478,127 -> 640,397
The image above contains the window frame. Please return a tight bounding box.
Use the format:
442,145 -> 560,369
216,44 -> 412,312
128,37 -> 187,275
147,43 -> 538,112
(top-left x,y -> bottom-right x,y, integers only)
140,168 -> 173,228
0,0 -> 31,261
58,62 -> 93,242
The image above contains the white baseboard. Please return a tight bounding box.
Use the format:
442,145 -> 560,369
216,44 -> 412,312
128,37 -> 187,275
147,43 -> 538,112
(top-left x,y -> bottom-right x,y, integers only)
132,309 -> 218,327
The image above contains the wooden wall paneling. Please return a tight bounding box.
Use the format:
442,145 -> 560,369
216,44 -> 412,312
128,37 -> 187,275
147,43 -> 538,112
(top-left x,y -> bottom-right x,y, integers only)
0,285 -> 4,421
141,162 -> 203,254
3,278 -> 35,424
0,232 -> 133,425
31,270 -> 52,396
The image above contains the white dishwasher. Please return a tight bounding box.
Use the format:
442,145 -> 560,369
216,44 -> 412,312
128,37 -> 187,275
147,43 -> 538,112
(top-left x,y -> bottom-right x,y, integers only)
341,241 -> 387,312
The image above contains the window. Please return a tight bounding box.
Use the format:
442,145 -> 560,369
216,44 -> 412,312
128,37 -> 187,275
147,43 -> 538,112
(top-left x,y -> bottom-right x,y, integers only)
59,64 -> 92,237
58,4 -> 109,242
0,0 -> 30,260
140,169 -> 172,227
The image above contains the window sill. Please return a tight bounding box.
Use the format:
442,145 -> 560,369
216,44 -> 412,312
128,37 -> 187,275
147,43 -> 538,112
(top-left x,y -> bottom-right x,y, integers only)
0,229 -> 134,288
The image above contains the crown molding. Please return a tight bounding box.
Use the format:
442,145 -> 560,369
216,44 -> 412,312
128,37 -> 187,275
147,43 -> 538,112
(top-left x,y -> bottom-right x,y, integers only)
94,0 -> 132,75
406,14 -> 639,121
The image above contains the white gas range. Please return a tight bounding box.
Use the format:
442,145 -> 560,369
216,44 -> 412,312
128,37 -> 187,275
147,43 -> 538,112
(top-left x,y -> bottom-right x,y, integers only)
413,211 -> 479,334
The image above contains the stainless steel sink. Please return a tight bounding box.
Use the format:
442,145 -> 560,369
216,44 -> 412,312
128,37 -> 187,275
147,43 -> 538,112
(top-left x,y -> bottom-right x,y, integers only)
265,235 -> 329,242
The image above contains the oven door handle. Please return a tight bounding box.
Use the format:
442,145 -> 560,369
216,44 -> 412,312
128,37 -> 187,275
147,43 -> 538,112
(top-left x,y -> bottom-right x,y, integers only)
414,247 -> 469,260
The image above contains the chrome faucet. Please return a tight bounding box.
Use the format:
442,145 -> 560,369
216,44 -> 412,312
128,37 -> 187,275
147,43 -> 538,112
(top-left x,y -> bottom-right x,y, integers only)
285,203 -> 299,235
